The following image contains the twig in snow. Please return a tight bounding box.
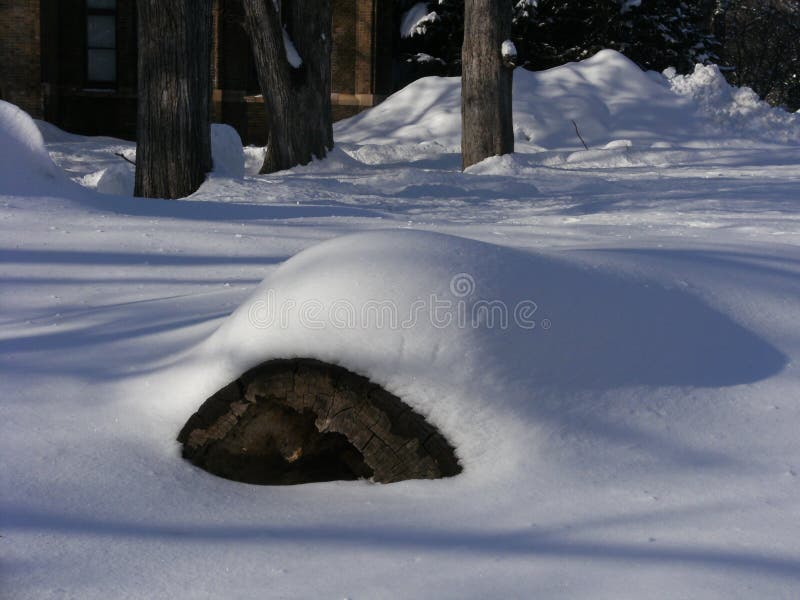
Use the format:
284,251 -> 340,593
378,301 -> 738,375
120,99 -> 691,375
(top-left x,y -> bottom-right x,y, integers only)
571,120 -> 589,150
114,152 -> 136,166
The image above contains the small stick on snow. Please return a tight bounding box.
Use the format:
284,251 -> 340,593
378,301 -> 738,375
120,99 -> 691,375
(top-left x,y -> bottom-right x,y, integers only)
571,120 -> 589,150
114,152 -> 136,166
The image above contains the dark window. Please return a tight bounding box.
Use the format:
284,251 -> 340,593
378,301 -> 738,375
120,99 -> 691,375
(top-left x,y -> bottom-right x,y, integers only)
86,0 -> 117,84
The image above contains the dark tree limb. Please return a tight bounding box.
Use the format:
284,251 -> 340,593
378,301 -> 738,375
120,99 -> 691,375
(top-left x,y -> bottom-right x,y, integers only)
114,152 -> 136,166
571,120 -> 589,150
461,0 -> 514,170
134,0 -> 212,198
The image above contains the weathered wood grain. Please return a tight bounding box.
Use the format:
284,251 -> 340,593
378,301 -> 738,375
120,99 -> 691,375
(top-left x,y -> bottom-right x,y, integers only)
179,358 -> 462,484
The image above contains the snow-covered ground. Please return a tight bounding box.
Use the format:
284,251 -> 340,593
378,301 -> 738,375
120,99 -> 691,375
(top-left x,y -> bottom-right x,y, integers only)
2,50 -> 800,598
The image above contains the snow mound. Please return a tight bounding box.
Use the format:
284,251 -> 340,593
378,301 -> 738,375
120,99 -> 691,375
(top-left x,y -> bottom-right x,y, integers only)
173,229 -> 783,480
463,153 -> 532,176
211,123 -> 245,179
243,145 -> 267,175
34,118 -> 87,143
336,50 -> 700,150
666,63 -> 800,144
336,75 -> 462,146
0,101 -> 65,194
337,49 -> 800,154
96,163 -> 135,195
281,146 -> 363,174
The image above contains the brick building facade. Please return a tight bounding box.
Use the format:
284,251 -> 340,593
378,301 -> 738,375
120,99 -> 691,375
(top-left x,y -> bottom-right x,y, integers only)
0,0 -> 394,144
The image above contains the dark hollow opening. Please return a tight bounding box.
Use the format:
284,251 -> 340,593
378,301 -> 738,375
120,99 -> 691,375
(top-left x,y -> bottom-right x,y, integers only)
179,358 -> 461,485
197,401 -> 374,485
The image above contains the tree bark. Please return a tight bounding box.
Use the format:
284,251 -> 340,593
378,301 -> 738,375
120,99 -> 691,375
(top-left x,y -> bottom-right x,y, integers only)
179,358 -> 461,484
241,0 -> 333,174
135,0 -> 212,199
461,0 -> 514,170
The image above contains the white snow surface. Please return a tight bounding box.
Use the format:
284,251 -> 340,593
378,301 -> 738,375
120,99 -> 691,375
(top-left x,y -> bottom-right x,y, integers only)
666,62 -> 800,144
3,50 -> 800,599
96,162 -> 135,196
0,100 -> 65,195
32,121 -> 246,197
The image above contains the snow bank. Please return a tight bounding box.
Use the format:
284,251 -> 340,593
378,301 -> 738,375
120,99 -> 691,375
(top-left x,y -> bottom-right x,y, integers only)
211,123 -> 245,179
336,50 -> 700,149
336,49 -> 799,153
282,146 -> 364,173
96,163 -> 135,195
0,101 -> 65,194
336,75 -> 462,146
174,229 -> 781,480
666,63 -> 800,144
34,119 -> 87,143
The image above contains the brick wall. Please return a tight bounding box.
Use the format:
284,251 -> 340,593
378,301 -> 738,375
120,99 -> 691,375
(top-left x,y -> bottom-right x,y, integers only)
332,0 -> 356,95
0,0 -> 42,117
10,0 -> 392,144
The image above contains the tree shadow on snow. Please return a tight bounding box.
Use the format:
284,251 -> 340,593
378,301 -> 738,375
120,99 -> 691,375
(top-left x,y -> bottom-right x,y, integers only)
4,503 -> 800,581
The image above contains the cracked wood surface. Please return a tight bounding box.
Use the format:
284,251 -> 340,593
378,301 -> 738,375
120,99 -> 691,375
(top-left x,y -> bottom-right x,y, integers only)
179,358 -> 461,484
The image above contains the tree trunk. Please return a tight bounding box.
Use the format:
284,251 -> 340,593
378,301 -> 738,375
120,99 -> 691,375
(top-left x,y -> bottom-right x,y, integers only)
135,0 -> 212,199
461,0 -> 514,170
241,0 -> 333,174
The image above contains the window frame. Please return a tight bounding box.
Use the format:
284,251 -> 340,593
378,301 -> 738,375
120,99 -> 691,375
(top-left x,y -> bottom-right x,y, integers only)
85,0 -> 118,88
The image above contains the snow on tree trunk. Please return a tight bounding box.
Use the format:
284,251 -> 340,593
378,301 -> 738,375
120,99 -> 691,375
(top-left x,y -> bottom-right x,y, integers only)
461,0 -> 514,170
134,0 -> 212,199
242,0 -> 333,174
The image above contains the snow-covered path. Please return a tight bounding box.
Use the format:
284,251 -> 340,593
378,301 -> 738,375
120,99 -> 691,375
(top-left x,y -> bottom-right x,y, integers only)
2,51 -> 800,598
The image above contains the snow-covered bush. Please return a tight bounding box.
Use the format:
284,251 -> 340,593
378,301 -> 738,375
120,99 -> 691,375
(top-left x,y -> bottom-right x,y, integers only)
666,63 -> 800,144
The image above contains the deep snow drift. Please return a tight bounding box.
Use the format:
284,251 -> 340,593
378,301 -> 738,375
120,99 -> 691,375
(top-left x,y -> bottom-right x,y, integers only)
335,49 -> 800,167
2,50 -> 800,599
31,121 -> 245,198
338,49 -> 800,146
0,100 -> 68,195
177,229 -> 785,479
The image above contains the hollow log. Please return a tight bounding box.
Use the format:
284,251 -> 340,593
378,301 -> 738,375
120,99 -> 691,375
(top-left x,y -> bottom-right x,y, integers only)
179,358 -> 461,485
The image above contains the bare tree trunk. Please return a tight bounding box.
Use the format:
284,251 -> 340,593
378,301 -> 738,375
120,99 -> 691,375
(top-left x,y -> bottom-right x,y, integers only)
135,0 -> 212,199
241,0 -> 333,174
461,0 -> 514,170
